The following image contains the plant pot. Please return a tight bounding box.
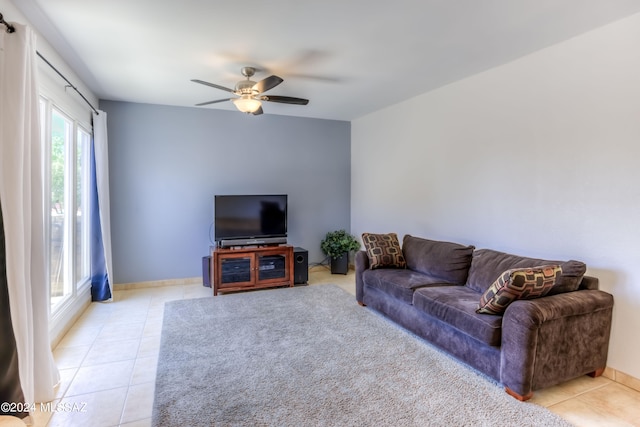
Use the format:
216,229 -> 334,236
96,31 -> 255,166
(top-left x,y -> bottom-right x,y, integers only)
330,253 -> 349,275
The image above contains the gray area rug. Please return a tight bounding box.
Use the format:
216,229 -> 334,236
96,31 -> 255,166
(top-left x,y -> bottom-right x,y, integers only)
153,284 -> 572,427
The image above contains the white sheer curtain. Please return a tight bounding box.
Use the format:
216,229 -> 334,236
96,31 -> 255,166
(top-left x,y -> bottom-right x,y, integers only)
0,23 -> 60,404
92,110 -> 114,299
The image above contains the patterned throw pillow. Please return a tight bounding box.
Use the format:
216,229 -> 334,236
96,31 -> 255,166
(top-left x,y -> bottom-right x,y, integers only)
476,265 -> 562,315
362,233 -> 406,269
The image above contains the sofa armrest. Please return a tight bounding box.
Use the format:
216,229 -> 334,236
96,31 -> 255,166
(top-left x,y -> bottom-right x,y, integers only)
579,275 -> 599,290
355,250 -> 369,303
500,289 -> 613,398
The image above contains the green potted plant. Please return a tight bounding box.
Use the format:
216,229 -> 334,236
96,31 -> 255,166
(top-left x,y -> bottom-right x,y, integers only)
320,229 -> 361,274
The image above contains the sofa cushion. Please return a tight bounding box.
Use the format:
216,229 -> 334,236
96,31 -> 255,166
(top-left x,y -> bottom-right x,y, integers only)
402,235 -> 474,285
466,249 -> 586,295
413,286 -> 503,346
362,269 -> 457,305
546,260 -> 587,295
362,232 -> 406,269
477,265 -> 562,315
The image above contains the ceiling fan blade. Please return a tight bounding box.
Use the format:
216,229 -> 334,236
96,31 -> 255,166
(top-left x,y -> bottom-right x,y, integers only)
251,106 -> 264,115
195,98 -> 232,106
252,75 -> 283,93
261,95 -> 309,105
191,79 -> 235,93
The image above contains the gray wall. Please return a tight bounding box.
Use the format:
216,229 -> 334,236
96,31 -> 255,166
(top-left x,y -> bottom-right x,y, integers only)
100,101 -> 351,284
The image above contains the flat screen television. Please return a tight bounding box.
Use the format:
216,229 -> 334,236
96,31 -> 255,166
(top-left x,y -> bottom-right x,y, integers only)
214,194 -> 288,247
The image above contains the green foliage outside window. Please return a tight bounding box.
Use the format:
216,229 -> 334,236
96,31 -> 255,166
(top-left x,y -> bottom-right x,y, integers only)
51,113 -> 66,211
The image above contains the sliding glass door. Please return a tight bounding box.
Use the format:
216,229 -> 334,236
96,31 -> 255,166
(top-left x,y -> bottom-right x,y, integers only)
49,107 -> 71,304
41,98 -> 91,311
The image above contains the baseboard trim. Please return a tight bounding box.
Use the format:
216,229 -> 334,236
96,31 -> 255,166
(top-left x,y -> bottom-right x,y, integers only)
603,367 -> 640,393
115,268 -> 354,290
114,277 -> 202,291
308,264 -> 356,273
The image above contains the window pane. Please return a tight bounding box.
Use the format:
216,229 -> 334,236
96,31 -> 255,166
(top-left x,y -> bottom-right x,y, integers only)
50,109 -> 72,306
44,101 -> 93,313
75,128 -> 91,285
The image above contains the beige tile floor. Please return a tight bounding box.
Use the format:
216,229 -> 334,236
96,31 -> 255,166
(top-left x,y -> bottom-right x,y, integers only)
31,268 -> 640,427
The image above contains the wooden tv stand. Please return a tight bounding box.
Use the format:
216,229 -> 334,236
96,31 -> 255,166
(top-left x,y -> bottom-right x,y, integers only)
210,245 -> 294,296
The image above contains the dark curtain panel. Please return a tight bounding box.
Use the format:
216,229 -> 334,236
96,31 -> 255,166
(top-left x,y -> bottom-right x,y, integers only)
89,137 -> 111,301
0,200 -> 28,418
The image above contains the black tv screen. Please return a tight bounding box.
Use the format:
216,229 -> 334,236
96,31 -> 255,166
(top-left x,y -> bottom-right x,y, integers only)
214,194 -> 288,242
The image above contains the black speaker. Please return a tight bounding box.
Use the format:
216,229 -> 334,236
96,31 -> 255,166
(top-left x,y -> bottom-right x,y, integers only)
202,256 -> 211,287
293,247 -> 308,285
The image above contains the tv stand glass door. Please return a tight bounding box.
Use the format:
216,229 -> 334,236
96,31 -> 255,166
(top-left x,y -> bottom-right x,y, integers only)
220,253 -> 253,286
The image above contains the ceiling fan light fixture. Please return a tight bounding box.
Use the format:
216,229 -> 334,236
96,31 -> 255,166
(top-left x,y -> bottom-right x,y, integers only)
233,96 -> 262,113
192,67 -> 308,113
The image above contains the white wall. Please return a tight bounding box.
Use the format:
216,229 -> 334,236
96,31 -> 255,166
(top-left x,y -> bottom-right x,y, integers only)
352,13 -> 640,380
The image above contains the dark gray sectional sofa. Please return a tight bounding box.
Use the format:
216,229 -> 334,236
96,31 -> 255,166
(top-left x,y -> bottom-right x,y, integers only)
355,234 -> 614,400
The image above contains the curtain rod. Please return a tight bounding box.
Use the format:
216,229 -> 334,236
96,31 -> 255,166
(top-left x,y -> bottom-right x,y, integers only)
1,12 -> 15,33
36,51 -> 100,115
1,11 -> 99,115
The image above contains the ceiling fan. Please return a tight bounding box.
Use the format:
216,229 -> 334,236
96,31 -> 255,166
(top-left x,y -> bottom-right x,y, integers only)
191,67 -> 309,115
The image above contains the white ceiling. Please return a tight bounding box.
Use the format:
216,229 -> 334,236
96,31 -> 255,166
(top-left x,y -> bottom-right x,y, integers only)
13,0 -> 640,121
